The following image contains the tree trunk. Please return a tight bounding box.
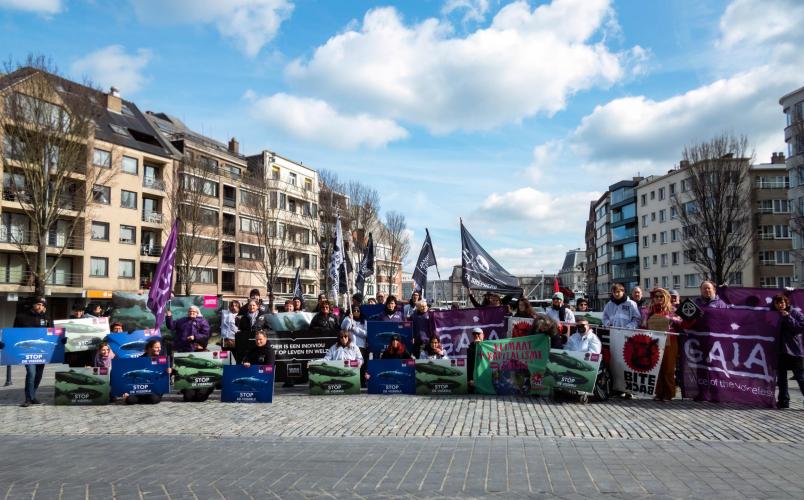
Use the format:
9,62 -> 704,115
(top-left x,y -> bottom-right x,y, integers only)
35,231 -> 47,297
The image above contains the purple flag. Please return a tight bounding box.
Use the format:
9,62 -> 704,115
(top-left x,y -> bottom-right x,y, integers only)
147,218 -> 179,330
429,306 -> 508,358
717,286 -> 804,310
681,308 -> 780,407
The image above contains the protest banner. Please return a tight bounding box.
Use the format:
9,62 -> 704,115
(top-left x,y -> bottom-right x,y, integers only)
473,335 -> 550,396
172,351 -> 227,390
360,304 -> 385,318
367,359 -> 416,394
308,360 -> 361,395
221,365 -> 274,403
609,327 -> 667,398
681,308 -> 780,407
267,329 -> 337,382
717,286 -> 804,310
0,327 -> 65,365
544,349 -> 602,394
110,356 -> 170,397
430,306 -> 507,358
573,312 -> 604,326
54,367 -> 110,405
104,330 -> 161,359
415,359 -> 467,395
264,312 -> 314,332
367,322 -> 413,358
108,293 -> 222,339
55,316 -> 110,352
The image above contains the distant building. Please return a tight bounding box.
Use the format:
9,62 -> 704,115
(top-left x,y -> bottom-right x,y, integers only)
557,249 -> 585,296
780,85 -> 804,285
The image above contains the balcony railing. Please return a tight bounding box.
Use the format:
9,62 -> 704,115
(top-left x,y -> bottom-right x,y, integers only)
142,211 -> 163,224
141,244 -> 162,257
0,229 -> 83,249
223,197 -> 236,208
0,227 -> 32,245
222,253 -> 236,264
48,233 -> 84,250
3,189 -> 32,203
143,177 -> 166,191
0,270 -> 82,287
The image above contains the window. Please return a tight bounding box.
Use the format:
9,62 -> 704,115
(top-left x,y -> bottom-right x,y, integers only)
671,252 -> 679,265
119,259 -> 135,278
640,194 -> 647,206
660,231 -> 667,244
121,190 -> 137,209
304,178 -> 313,191
92,185 -> 110,204
684,273 -> 699,288
651,212 -> 656,221
755,175 -> 789,189
681,180 -> 688,192
727,272 -> 743,286
288,172 -> 297,186
670,206 -> 678,219
191,268 -> 217,284
642,215 -> 648,227
684,249 -> 697,263
669,183 -> 676,195
119,225 -> 135,244
89,257 -> 108,277
644,278 -> 650,289
239,244 -> 263,260
658,188 -> 665,201
271,166 -> 280,180
279,193 -> 287,210
653,277 -> 659,287
93,149 -> 111,168
652,255 -> 658,264
775,225 -> 791,239
122,155 -> 138,175
91,221 -> 109,241
673,275 -> 681,289
650,191 -> 655,200
241,190 -> 262,208
183,175 -> 219,197
652,234 -> 657,243
659,209 -> 666,223
642,236 -> 648,248
643,256 -> 650,269
661,276 -> 668,288
760,276 -> 793,288
110,124 -> 129,136
670,229 -> 678,242
661,254 -> 668,267
199,207 -> 218,226
240,217 -> 262,234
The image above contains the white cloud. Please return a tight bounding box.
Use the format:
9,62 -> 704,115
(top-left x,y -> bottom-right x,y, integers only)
442,0 -> 490,24
286,0 -> 644,133
131,0 -> 293,57
0,0 -> 60,14
71,45 -> 152,94
246,92 -> 408,149
479,187 -> 600,234
718,0 -> 804,51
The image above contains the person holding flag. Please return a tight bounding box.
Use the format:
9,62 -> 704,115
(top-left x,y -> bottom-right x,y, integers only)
355,233 -> 374,296
147,218 -> 179,331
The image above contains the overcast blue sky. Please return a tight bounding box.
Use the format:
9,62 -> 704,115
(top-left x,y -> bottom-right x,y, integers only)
1,0 -> 800,276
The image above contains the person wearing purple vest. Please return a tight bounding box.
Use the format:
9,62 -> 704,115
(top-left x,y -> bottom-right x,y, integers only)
771,294 -> 804,409
693,281 -> 728,309
166,306 -> 212,402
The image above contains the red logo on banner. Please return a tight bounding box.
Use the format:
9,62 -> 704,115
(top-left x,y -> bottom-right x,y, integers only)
623,334 -> 660,373
511,321 -> 532,338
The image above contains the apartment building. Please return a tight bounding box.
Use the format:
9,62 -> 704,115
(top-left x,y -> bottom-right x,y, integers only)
780,86 -> 804,285
752,156 -> 794,287
0,68 -> 178,319
584,201 -> 598,307
591,192 -> 610,309
608,179 -> 641,295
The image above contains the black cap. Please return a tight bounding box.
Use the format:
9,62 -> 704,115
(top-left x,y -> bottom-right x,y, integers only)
32,296 -> 46,305
352,292 -> 364,303
249,289 -> 261,297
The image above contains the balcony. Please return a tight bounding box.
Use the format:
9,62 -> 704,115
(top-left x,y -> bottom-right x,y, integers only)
3,189 -> 32,203
141,244 -> 162,257
48,233 -> 83,250
0,270 -> 82,287
222,253 -> 236,264
142,211 -> 163,224
0,227 -> 32,245
223,197 -> 236,208
139,277 -> 152,289
143,177 -> 166,191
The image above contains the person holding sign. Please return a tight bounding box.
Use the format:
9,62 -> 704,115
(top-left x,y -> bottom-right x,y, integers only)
166,306 -> 213,402
376,296 -> 403,322
13,297 -> 57,407
564,319 -> 602,354
124,339 -> 170,405
379,334 -> 413,360
310,300 -> 339,330
419,336 -> 449,360
242,331 -> 276,368
642,288 -> 683,402
236,300 -> 265,363
324,330 -> 363,364
771,294 -> 804,409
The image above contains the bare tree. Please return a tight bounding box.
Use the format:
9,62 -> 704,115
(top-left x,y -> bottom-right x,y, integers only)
346,180 -> 380,254
0,57 -> 116,296
672,133 -> 754,285
381,211 -> 410,296
318,170 -> 352,296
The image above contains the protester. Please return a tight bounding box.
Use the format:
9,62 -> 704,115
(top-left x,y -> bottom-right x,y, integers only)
466,327 -> 484,393
293,296 -> 304,312
341,305 -> 368,383
14,297 -> 56,407
630,287 -> 645,308
352,293 -> 364,308
124,338 -> 169,405
249,289 -> 265,313
310,300 -> 340,330
324,329 -> 364,364
410,300 -> 431,356
668,290 -> 681,311
514,297 -> 536,318
546,292 -> 575,341
564,319 -> 601,354
379,334 -> 413,359
643,288 -> 682,402
284,300 -> 295,312
236,299 -> 265,363
86,303 -> 106,318
242,330 -> 276,368
404,291 -> 421,319
65,302 -> 94,367
770,294 -> 804,409
376,292 -> 386,306
419,336 -> 448,360
376,295 -> 403,321
220,300 -> 240,352
93,341 -> 115,369
314,293 -> 327,312
110,322 -> 125,333
694,281 -> 728,309
532,314 -> 565,348
367,298 -> 377,305
166,306 -> 213,402
602,283 -> 641,329
575,298 -> 589,312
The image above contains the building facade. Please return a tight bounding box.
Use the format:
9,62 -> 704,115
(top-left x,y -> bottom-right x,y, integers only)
780,86 -> 804,286
557,248 -> 585,297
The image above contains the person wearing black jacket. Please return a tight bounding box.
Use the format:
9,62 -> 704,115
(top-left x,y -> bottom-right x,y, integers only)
466,327 -> 484,394
379,335 -> 413,359
309,301 -> 339,331
242,331 -> 276,367
13,297 -> 55,407
236,299 -> 265,363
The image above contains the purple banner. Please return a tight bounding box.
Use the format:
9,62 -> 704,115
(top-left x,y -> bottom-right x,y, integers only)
717,286 -> 804,310
681,308 -> 780,407
147,218 -> 179,330
430,306 -> 507,358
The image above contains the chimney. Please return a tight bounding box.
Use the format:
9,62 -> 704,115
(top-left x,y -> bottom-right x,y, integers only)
107,86 -> 121,113
679,160 -> 690,169
228,137 -> 239,154
772,152 -> 786,164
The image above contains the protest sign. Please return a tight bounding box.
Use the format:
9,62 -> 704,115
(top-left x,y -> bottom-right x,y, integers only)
172,351 -> 226,390
0,327 -> 64,365
221,365 -> 274,403
104,330 -> 161,359
544,349 -> 601,394
367,322 -> 413,358
55,316 -> 110,352
360,304 -> 385,319
430,306 -> 507,358
267,329 -> 337,382
415,359 -> 467,395
264,312 -> 314,332
367,359 -> 416,394
54,367 -> 110,405
308,360 -> 361,395
110,356 -> 170,397
473,335 -> 550,396
681,308 -> 780,407
508,317 -> 534,338
609,327 -> 667,398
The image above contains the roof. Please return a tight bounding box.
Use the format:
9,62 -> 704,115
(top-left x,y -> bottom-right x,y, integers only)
0,67 -> 179,160
146,111 -> 246,164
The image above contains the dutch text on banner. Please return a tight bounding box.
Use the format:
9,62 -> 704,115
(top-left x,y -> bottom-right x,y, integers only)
104,329 -> 161,359
308,360 -> 361,395
110,356 -> 170,397
681,308 -> 780,407
173,351 -> 226,390
367,359 -> 416,394
473,335 -> 550,396
221,365 -> 274,403
430,306 -> 507,358
415,359 -> 467,394
54,367 -> 110,405
545,349 -> 602,394
609,327 -> 667,397
55,317 -> 110,352
0,327 -> 65,365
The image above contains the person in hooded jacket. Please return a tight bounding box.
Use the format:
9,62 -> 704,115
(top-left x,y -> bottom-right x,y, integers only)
310,300 -> 340,330
236,300 -> 265,363
242,330 -> 276,367
771,294 -> 804,408
602,283 -> 642,329
166,306 -> 213,402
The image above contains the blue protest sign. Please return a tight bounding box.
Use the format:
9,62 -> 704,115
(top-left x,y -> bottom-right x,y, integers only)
221,365 -> 274,403
1,328 -> 65,365
104,330 -> 161,359
110,356 -> 170,397
367,359 -> 416,394
367,322 -> 413,358
360,304 -> 385,318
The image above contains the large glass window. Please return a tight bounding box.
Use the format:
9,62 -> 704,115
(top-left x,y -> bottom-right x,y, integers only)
93,149 -> 111,168
122,155 -> 138,175
119,259 -> 135,278
91,221 -> 109,240
121,190 -> 137,209
90,257 -> 108,277
611,224 -> 636,241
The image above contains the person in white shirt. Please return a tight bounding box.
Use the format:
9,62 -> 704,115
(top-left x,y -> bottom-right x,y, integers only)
419,336 -> 449,360
220,300 -> 240,352
324,330 -> 364,365
564,319 -> 602,354
403,290 -> 421,319
602,283 -> 641,329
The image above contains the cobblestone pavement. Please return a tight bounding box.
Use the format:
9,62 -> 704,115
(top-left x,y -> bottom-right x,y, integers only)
0,365 -> 802,498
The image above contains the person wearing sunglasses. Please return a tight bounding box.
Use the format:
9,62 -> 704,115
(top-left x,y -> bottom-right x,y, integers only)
323,329 -> 364,365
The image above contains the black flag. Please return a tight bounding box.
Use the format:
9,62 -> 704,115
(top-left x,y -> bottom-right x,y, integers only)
339,244 -> 352,295
412,228 -> 439,298
460,221 -> 519,293
355,233 -> 375,295
293,267 -> 303,300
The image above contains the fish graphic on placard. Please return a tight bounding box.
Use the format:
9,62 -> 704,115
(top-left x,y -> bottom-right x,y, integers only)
308,364 -> 354,378
55,370 -> 105,386
14,339 -> 57,350
415,362 -> 462,377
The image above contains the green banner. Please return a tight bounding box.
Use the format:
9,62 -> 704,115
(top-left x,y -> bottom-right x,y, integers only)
474,335 -> 550,396
308,360 -> 361,395
544,349 -> 602,394
173,352 -> 226,390
415,359 -> 467,395
54,367 -> 110,405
